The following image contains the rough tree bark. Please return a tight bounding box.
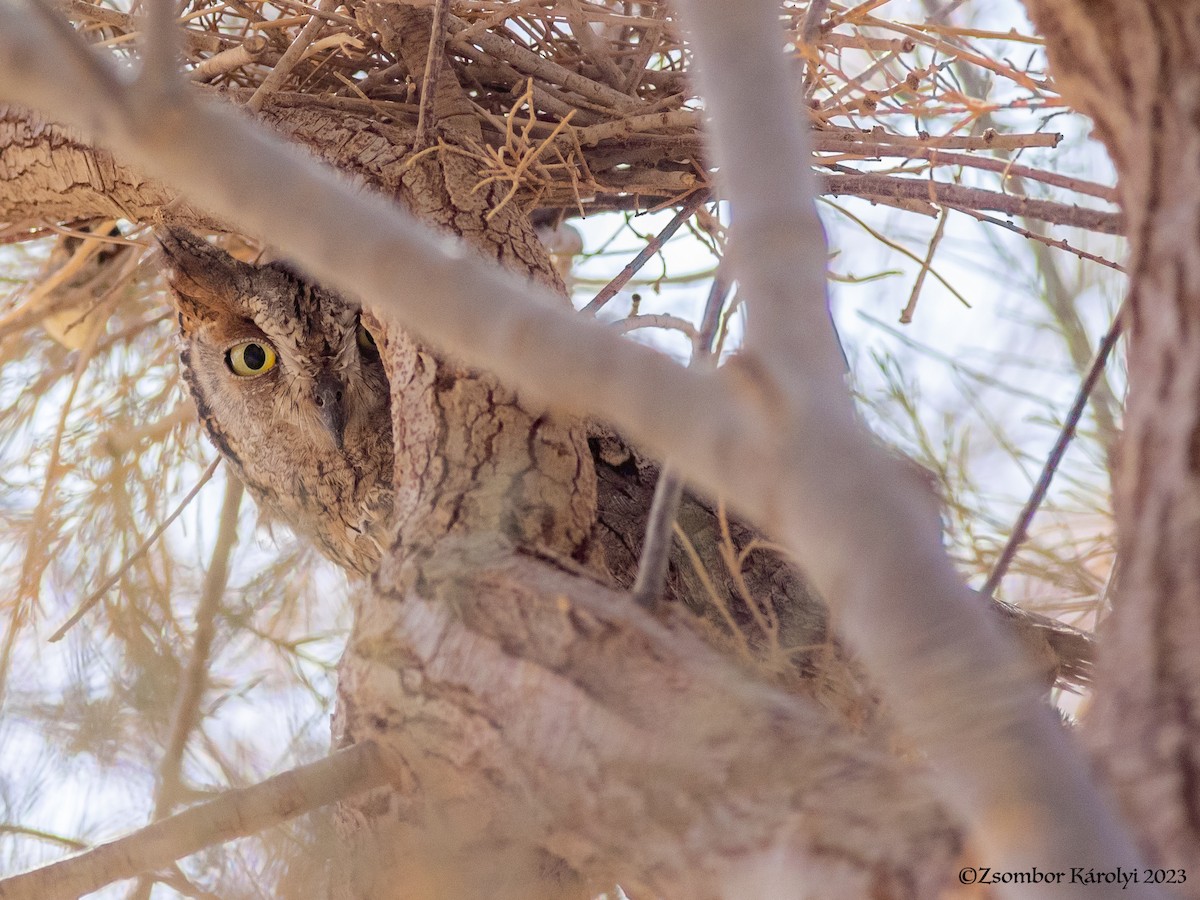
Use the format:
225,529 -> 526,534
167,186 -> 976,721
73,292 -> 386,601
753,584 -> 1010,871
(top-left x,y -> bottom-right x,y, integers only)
1024,1 -> 1200,879
308,11 -> 950,893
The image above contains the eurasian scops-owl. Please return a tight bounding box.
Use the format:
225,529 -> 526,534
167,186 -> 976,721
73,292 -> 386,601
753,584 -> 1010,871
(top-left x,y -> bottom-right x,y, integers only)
158,227 -> 394,576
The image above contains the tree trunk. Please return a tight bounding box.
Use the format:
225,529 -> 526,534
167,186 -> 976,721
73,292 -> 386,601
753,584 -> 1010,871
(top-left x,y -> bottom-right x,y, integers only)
1025,0 -> 1200,879
307,20 -> 952,891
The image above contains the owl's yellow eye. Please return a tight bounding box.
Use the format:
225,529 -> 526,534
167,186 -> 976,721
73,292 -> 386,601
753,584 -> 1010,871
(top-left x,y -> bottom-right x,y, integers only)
356,323 -> 378,354
226,340 -> 277,377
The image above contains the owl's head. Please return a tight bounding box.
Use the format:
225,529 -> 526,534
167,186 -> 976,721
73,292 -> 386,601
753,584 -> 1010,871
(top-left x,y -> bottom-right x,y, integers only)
157,227 -> 394,574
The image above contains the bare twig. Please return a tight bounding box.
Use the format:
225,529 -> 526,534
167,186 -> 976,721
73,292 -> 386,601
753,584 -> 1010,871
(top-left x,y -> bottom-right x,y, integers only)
568,1 -> 625,90
0,741 -> 390,900
188,35 -> 268,82
631,271 -> 730,610
631,469 -> 685,610
621,0 -> 668,95
981,306 -> 1126,598
582,191 -> 706,314
157,474 -> 243,811
447,15 -> 641,113
814,126 -> 1062,152
129,474 -> 243,900
246,0 -> 338,112
945,203 -> 1125,272
48,457 -> 222,642
880,145 -> 1117,203
414,0 -> 451,147
900,207 -> 947,323
821,172 -> 1123,235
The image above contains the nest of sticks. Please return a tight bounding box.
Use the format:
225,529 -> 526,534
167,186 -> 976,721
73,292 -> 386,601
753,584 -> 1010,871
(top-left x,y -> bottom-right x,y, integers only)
56,0 -> 1120,250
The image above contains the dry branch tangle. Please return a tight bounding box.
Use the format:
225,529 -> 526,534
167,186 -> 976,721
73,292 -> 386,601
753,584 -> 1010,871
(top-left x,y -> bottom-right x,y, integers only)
0,102 -> 1123,237
1025,0 -> 1200,878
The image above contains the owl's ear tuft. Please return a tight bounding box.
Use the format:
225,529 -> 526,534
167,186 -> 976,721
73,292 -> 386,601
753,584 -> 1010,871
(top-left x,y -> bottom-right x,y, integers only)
156,227 -> 247,323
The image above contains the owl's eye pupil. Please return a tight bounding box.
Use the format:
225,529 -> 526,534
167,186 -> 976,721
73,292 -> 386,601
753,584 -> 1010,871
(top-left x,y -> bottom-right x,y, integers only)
226,339 -> 278,377
243,343 -> 267,370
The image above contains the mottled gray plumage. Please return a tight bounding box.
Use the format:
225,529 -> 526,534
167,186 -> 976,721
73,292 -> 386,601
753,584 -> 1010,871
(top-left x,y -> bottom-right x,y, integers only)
157,228 -> 1095,692
158,228 -> 394,576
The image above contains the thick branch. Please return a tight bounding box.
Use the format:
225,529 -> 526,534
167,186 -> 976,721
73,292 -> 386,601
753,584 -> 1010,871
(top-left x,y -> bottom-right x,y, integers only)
337,541 -> 960,896
672,0 -> 1144,890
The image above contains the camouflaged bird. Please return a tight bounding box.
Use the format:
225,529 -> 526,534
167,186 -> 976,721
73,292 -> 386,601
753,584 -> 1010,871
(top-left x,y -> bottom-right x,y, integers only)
158,227 -> 394,576
157,227 -> 1095,693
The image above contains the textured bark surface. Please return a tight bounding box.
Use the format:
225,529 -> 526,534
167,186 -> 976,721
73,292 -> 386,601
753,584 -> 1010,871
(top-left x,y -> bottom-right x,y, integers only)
0,105 -> 177,227
334,540 -> 961,899
1025,0 -> 1200,878
312,80 -> 952,891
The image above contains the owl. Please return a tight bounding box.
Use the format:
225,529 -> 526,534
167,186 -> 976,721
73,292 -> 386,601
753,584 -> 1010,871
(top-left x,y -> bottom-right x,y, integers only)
157,227 -> 394,577
156,228 -> 1095,692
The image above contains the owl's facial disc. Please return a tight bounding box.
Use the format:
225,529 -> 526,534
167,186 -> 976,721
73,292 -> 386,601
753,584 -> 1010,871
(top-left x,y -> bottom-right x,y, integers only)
313,372 -> 348,450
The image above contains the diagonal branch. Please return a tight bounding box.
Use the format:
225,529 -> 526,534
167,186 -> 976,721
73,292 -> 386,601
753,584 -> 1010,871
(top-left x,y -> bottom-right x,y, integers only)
0,741 -> 390,900
981,306 -> 1126,597
246,0 -> 338,112
49,457 -> 222,642
582,190 -> 707,315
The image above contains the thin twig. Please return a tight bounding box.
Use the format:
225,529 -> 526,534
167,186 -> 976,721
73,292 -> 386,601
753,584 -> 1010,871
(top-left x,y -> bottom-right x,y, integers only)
49,457 -> 222,642
631,468 -> 686,610
945,203 -> 1125,272
981,305 -> 1127,598
414,0 -> 451,147
157,474 -> 243,811
631,269 -> 731,610
900,206 -> 947,323
246,0 -> 338,112
885,145 -> 1117,203
0,742 -> 390,900
131,474 -> 242,900
583,191 -> 707,315
821,172 -> 1123,235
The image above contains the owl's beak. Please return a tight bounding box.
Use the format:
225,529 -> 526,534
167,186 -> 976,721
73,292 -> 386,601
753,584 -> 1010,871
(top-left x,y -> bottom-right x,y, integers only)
313,375 -> 347,450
